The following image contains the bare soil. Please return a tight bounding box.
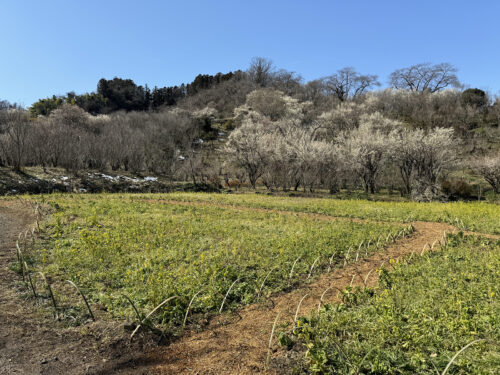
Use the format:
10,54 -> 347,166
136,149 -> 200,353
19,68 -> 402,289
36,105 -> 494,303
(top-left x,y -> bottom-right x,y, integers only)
0,199 -> 496,374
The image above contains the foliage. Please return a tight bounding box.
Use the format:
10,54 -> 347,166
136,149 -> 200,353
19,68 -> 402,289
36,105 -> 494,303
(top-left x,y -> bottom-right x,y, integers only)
29,71 -> 241,116
461,88 -> 488,109
97,78 -> 150,112
288,235 -> 500,374
33,194 -> 399,326
29,95 -> 65,117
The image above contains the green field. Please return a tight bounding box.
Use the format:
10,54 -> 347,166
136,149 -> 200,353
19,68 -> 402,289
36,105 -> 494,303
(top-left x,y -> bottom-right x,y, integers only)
29,194 -> 403,324
290,235 -> 500,374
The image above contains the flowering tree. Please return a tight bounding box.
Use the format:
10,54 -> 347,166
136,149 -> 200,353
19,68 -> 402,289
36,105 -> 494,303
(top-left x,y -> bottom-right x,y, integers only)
411,127 -> 456,196
226,115 -> 269,188
345,118 -> 387,194
471,155 -> 500,193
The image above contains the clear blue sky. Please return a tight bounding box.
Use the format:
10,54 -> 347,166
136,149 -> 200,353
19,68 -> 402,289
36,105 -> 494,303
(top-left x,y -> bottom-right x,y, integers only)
1,0 -> 499,107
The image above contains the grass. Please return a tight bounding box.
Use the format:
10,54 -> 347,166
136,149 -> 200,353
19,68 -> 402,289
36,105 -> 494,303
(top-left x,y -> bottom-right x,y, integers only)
28,193 -> 400,327
288,234 -> 500,374
148,192 -> 500,234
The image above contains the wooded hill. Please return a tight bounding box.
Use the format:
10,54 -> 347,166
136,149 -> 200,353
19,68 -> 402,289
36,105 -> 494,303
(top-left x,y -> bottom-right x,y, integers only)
1,58 -> 499,200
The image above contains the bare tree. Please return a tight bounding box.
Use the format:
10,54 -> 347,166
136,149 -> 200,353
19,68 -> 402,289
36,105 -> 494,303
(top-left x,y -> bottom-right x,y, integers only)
492,98 -> 500,127
0,100 -> 11,111
270,69 -> 303,96
248,57 -> 275,87
302,79 -> 327,103
48,104 -> 90,173
29,119 -> 54,172
323,67 -> 379,101
389,63 -> 460,93
50,103 -> 90,130
1,110 -> 31,171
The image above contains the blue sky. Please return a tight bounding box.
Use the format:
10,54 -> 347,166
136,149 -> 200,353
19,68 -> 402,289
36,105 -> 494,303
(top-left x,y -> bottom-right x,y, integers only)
1,0 -> 499,106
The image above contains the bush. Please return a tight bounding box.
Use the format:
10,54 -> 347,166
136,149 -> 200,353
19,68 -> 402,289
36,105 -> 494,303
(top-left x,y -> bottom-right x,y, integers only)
441,179 -> 473,200
461,88 -> 488,109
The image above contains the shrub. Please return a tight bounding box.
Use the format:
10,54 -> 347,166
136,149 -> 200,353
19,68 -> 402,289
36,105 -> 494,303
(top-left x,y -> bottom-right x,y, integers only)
441,178 -> 473,200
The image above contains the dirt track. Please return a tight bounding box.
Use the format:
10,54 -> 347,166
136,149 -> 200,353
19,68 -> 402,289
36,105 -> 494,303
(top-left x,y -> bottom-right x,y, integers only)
145,221 -> 458,374
135,199 -> 497,374
0,199 -> 496,374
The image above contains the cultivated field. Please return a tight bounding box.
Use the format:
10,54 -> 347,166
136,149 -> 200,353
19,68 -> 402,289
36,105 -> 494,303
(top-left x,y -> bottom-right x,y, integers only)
22,194 -> 403,324
3,192 -> 500,374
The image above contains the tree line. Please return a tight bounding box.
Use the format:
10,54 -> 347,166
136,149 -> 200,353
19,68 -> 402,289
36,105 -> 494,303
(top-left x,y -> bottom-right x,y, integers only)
29,71 -> 243,116
1,58 -> 499,199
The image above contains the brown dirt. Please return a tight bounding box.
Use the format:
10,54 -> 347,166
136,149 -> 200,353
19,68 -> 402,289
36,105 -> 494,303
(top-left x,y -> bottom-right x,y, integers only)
0,198 -> 496,375
142,222 -> 455,374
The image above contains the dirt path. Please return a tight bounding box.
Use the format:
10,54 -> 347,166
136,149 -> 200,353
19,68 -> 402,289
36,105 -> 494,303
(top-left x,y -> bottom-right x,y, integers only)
0,199 -> 496,374
140,221 -> 456,374
0,201 -> 157,375
137,200 -> 497,375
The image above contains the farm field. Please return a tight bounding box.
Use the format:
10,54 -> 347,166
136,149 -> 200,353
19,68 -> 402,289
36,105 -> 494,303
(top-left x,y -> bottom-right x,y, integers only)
24,193 -> 403,325
4,192 -> 500,374
3,2 -> 500,374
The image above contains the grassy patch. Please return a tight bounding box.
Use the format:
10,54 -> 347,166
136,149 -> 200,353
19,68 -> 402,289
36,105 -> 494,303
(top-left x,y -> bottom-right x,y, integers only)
288,234 -> 500,374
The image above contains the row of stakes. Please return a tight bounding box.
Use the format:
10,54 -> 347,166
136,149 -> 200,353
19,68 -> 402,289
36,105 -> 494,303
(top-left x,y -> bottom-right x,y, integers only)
266,226 -> 450,367
16,200 -> 420,343
16,201 -> 95,322
16,227 -> 95,322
